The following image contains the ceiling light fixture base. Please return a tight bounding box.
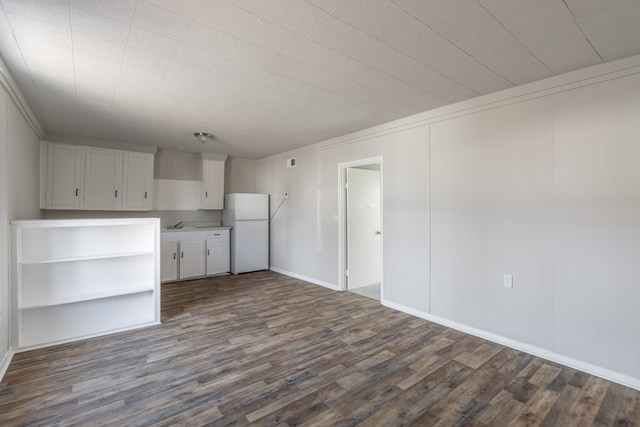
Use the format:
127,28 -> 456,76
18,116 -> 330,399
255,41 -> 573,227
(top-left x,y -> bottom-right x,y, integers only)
194,132 -> 214,143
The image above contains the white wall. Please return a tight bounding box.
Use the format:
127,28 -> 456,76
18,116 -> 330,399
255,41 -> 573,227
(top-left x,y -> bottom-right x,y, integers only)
430,100 -> 554,345
0,82 -> 9,375
258,125 -> 430,310
225,157 -> 257,194
8,101 -> 40,219
0,68 -> 42,377
257,55 -> 640,389
430,74 -> 640,383
154,149 -> 200,180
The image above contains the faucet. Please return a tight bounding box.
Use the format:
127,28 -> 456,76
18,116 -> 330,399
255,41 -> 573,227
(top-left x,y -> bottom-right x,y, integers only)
172,221 -> 184,229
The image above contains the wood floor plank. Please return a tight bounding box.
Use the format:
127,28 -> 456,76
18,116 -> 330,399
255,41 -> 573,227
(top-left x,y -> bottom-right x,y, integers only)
512,388 -> 560,426
612,387 -> 640,426
593,382 -> 627,426
570,377 -> 611,425
0,271 -> 638,426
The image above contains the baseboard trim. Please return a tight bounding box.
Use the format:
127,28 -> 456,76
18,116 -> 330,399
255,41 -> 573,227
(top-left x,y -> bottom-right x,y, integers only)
264,272 -> 640,391
269,267 -> 340,291
383,300 -> 640,392
0,348 -> 14,382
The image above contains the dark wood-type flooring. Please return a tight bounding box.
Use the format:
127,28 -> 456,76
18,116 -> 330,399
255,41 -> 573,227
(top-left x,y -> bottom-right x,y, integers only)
1,271 -> 639,426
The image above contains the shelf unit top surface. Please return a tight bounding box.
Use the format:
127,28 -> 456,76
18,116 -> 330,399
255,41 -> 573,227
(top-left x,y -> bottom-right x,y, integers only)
12,218 -> 160,227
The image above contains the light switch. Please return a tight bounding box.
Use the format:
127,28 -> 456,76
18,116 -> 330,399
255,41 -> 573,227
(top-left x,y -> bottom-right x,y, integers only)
503,274 -> 513,288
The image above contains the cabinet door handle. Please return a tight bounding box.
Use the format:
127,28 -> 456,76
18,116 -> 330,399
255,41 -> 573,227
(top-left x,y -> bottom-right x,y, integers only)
144,191 -> 148,199
214,233 -> 220,236
205,191 -> 208,198
75,188 -> 78,197
114,190 -> 118,197
173,252 -> 176,260
181,251 -> 184,258
207,249 -> 210,256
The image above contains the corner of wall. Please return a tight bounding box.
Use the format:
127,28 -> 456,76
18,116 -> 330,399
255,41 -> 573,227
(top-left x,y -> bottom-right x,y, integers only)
0,55 -> 43,140
0,348 -> 14,382
0,53 -> 45,379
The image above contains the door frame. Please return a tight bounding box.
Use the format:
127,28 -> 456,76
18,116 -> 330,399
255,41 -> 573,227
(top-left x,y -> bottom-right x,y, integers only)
337,156 -> 383,298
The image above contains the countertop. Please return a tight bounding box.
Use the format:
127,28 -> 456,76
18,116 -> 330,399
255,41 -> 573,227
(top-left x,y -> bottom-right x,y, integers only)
161,226 -> 232,233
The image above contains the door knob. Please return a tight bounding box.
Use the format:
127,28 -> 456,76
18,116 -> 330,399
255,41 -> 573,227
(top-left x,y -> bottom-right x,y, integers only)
375,231 -> 381,235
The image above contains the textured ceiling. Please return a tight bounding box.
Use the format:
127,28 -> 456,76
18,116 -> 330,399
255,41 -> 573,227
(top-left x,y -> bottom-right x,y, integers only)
0,0 -> 639,158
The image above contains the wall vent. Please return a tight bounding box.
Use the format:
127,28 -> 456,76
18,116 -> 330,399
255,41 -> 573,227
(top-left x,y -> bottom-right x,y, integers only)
286,158 -> 296,168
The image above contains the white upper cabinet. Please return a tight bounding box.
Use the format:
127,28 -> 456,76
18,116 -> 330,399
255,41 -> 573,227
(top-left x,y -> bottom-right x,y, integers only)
84,147 -> 123,211
44,143 -> 85,209
123,152 -> 154,211
200,159 -> 224,210
41,141 -> 155,211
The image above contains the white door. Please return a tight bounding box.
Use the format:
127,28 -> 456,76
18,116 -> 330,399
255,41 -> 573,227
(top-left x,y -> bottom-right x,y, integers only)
232,220 -> 268,274
346,167 -> 381,289
84,147 -> 122,210
179,240 -> 205,279
160,241 -> 178,282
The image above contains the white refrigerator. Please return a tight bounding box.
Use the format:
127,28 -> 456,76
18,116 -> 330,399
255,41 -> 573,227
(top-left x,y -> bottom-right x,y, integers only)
222,193 -> 269,274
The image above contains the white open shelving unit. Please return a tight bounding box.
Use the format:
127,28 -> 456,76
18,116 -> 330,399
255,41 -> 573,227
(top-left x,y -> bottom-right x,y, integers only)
11,218 -> 161,351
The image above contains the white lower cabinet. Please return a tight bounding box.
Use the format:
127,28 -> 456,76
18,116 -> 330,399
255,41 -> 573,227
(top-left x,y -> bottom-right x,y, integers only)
161,228 -> 230,282
11,219 -> 160,351
160,241 -> 178,282
179,240 -> 206,279
206,232 -> 229,275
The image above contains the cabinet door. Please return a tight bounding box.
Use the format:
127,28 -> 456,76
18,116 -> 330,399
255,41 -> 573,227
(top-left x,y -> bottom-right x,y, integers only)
84,148 -> 123,210
123,152 -> 154,211
160,241 -> 178,282
46,143 -> 85,209
142,154 -> 154,210
179,240 -> 205,279
201,160 -> 224,209
206,235 -> 229,275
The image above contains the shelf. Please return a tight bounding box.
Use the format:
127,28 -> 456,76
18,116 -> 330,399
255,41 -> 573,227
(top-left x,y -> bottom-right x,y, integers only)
20,286 -> 155,309
19,251 -> 154,265
18,292 -> 158,349
19,255 -> 155,310
17,222 -> 156,263
12,218 -> 160,350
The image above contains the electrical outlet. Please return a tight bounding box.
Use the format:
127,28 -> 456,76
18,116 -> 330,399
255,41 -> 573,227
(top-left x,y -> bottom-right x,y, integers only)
503,274 -> 513,288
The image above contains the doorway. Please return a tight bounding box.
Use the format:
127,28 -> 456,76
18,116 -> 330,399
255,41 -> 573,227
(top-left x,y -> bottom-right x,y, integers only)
338,157 -> 383,301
